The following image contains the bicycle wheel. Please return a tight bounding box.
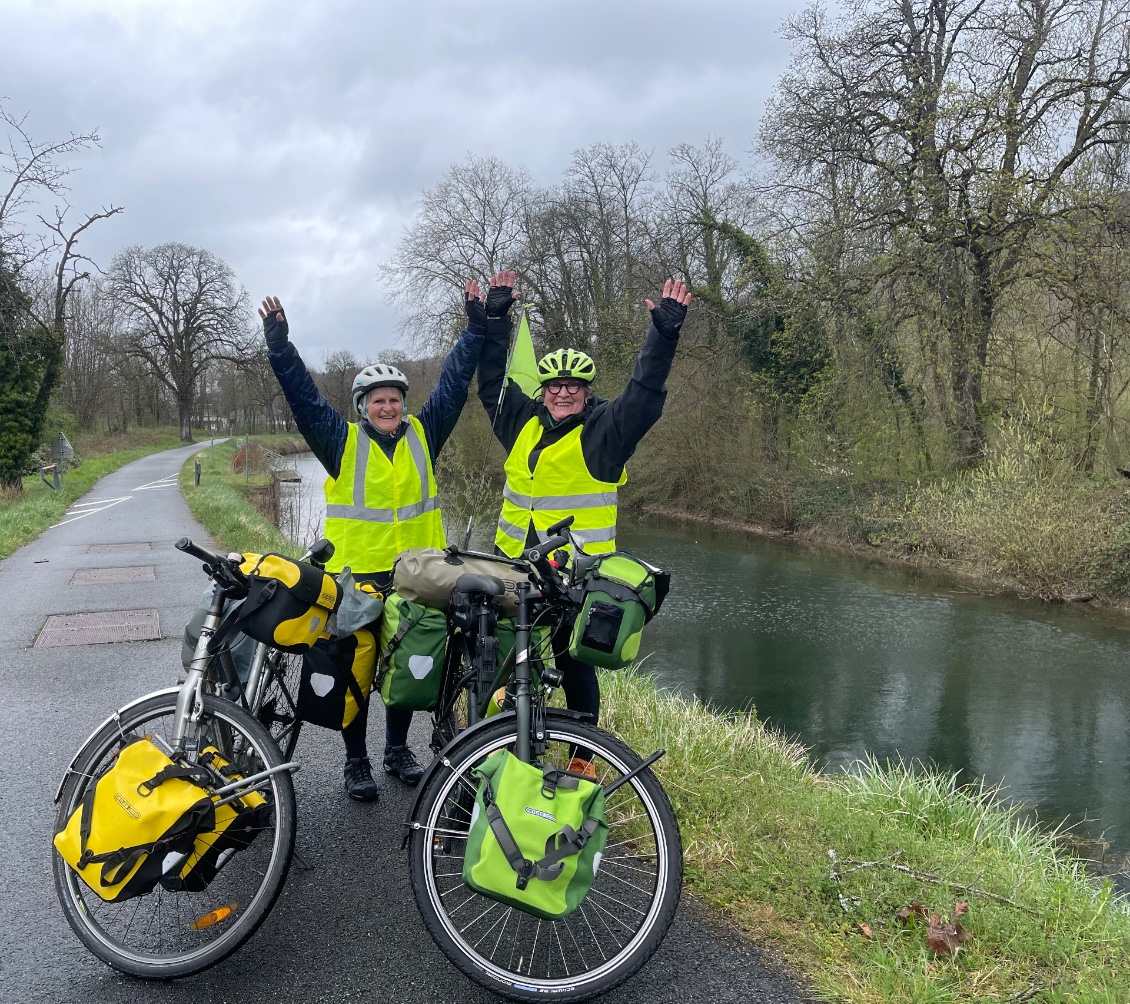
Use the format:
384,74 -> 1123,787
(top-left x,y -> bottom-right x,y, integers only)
53,691 -> 297,979
254,647 -> 304,759
408,714 -> 682,1002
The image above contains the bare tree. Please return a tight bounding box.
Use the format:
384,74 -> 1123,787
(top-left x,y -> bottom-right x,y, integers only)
764,0 -> 1130,465
108,243 -> 253,442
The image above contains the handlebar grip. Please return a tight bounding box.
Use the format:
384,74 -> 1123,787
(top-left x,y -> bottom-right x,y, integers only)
545,515 -> 575,536
175,537 -> 228,567
525,535 -> 569,564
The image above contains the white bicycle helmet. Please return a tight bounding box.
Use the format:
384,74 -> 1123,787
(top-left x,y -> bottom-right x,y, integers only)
351,364 -> 409,415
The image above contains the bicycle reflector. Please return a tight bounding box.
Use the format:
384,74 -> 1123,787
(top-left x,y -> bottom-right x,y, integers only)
189,903 -> 237,930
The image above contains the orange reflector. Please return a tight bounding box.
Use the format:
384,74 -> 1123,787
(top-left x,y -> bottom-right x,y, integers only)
189,903 -> 237,930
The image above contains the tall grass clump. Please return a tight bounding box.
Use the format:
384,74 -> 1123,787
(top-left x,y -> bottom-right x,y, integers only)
601,670 -> 1130,1003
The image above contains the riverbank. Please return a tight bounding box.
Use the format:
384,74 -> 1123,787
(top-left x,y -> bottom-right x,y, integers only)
181,441 -> 1130,1003
0,428 -> 186,559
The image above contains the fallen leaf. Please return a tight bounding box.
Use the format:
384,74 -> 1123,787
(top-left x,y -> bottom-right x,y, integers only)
858,923 -> 874,939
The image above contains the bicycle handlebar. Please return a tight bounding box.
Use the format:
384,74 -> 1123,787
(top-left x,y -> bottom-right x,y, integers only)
175,537 -> 227,565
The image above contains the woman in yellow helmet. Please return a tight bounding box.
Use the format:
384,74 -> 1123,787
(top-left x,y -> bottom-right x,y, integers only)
477,275 -> 692,770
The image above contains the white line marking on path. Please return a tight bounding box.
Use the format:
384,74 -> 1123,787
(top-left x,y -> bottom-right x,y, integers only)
133,475 -> 179,491
51,496 -> 132,527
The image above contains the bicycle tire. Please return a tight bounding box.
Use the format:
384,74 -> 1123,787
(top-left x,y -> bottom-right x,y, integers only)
53,691 -> 297,979
408,714 -> 682,1001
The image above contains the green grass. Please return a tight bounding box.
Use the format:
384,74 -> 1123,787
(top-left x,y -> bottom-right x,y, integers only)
0,430 -> 183,559
178,437 -> 300,557
600,670 -> 1130,1003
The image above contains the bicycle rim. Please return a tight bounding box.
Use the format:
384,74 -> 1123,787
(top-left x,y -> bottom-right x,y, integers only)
412,718 -> 681,999
54,693 -> 295,977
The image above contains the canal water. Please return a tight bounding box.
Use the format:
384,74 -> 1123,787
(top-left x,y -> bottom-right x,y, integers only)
281,455 -> 1130,866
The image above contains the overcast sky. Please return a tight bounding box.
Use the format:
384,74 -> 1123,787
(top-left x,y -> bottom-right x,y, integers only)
3,0 -> 803,361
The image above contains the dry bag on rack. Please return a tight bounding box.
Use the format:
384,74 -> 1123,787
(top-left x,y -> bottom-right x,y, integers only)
569,552 -> 669,669
393,547 -> 533,613
162,745 -> 272,893
462,750 -> 608,920
378,592 -> 448,710
53,739 -> 216,903
296,629 -> 378,730
209,553 -> 341,655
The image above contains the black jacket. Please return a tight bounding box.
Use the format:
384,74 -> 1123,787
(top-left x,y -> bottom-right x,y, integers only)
476,317 -> 679,484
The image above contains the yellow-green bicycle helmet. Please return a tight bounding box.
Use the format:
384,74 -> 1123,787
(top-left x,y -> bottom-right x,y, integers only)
537,348 -> 596,385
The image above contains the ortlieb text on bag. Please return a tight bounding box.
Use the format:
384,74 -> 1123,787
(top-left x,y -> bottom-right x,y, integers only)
297,629 -> 378,730
462,751 -> 608,920
569,552 -> 669,669
53,739 -> 217,902
378,592 -> 448,710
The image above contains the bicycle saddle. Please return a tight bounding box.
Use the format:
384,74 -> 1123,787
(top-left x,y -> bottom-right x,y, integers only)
454,573 -> 505,596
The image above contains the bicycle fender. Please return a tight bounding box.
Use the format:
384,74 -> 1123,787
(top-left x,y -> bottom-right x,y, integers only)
53,686 -> 182,803
402,708 -> 592,846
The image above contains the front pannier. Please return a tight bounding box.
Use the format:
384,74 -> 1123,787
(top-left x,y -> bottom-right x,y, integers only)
209,553 -> 341,655
53,739 -> 216,902
163,745 -> 271,892
569,552 -> 669,669
378,592 -> 448,710
462,751 -> 608,920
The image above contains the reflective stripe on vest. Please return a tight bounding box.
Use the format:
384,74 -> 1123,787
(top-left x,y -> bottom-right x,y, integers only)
495,418 -> 625,559
323,416 -> 445,573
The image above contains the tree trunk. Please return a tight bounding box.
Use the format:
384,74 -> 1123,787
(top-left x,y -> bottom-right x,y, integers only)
178,395 -> 193,442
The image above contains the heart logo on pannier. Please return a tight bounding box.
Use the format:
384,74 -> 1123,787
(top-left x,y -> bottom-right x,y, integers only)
309,672 -> 335,697
408,655 -> 434,680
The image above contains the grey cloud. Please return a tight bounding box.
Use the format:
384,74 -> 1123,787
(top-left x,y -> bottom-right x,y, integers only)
2,0 -> 802,357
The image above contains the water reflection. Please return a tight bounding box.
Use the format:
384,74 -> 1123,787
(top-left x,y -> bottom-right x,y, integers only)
281,454 -> 1130,860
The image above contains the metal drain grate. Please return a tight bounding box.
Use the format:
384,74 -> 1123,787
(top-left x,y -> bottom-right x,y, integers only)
34,609 -> 162,648
87,542 -> 153,554
70,566 -> 156,586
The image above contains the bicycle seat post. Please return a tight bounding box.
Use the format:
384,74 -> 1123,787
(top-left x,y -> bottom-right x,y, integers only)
513,582 -> 532,763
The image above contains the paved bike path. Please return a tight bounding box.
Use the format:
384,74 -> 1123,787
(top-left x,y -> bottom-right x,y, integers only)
0,444 -> 814,1003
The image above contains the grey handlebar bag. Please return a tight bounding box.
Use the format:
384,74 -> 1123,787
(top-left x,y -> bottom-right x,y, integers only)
392,547 -> 534,614
329,568 -> 386,637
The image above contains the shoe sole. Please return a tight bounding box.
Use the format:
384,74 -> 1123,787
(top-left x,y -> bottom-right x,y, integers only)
346,789 -> 379,802
383,766 -> 424,784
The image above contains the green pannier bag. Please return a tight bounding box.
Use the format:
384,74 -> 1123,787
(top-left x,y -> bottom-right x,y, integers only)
495,617 -> 553,673
208,552 -> 341,656
297,628 -> 378,730
569,552 -> 670,669
463,751 -> 608,920
53,739 -> 216,902
378,591 -> 448,710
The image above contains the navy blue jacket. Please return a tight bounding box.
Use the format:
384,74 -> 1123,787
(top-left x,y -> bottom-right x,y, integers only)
268,323 -> 486,478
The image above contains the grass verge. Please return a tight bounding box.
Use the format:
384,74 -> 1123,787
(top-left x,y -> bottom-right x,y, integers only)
178,436 -> 299,557
0,429 -> 184,559
601,671 -> 1130,1003
177,438 -> 1130,1002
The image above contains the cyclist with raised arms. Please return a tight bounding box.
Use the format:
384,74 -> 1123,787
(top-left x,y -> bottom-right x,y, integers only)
476,274 -> 691,773
260,279 -> 502,800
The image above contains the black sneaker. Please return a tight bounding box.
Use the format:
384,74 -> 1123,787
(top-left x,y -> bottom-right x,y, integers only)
383,745 -> 425,785
343,757 -> 380,802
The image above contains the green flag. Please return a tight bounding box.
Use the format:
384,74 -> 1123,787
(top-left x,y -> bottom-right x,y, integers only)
507,310 -> 541,397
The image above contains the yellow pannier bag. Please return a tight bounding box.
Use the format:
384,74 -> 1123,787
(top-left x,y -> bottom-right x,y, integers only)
53,739 -> 216,902
208,553 -> 341,655
163,745 -> 271,893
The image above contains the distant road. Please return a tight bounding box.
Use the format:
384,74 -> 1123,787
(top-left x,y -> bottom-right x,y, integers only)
0,443 -> 813,1004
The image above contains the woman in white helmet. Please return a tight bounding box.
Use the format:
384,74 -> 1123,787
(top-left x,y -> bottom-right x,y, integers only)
259,279 -> 500,801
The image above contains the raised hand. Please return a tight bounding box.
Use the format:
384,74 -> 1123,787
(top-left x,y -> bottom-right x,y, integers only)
464,278 -> 487,329
258,295 -> 289,348
644,279 -> 692,339
486,269 -> 521,318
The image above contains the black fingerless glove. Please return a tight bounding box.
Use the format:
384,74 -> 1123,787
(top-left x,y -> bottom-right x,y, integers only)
263,310 -> 289,350
486,284 -> 516,318
648,296 -> 688,339
465,293 -> 488,329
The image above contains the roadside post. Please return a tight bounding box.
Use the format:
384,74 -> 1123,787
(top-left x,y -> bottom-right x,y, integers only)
244,433 -> 249,484
194,459 -> 201,486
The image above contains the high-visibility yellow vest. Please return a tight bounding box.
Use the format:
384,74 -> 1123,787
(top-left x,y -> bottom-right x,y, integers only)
495,418 -> 626,559
323,416 -> 445,573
